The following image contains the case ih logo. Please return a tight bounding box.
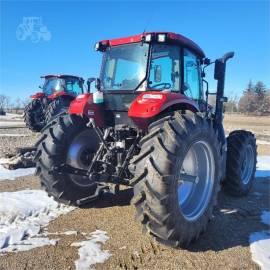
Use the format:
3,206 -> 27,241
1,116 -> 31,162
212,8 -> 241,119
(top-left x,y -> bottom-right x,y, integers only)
16,17 -> 51,43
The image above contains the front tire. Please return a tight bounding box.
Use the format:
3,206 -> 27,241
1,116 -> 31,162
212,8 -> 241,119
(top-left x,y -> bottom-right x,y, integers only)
223,130 -> 257,196
131,111 -> 222,247
35,114 -> 101,205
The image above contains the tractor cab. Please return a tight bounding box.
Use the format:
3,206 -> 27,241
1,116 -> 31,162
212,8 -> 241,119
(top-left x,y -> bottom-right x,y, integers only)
41,75 -> 84,98
31,75 -> 84,100
81,32 -> 233,129
94,32 -> 205,111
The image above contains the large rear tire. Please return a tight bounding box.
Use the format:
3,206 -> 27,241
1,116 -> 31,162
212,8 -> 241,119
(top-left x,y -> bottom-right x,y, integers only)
24,99 -> 45,132
34,113 -> 102,205
223,130 -> 257,196
131,111 -> 222,247
45,97 -> 71,124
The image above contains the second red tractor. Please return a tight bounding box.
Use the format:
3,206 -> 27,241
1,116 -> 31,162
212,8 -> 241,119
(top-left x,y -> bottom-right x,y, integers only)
24,74 -> 84,131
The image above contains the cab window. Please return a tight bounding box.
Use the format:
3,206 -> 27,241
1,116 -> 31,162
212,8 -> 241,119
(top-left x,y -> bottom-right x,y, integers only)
148,44 -> 180,91
183,49 -> 202,100
66,79 -> 83,95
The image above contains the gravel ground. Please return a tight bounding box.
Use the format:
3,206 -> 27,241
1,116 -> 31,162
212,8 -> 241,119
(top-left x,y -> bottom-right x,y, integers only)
0,175 -> 268,270
0,128 -> 40,157
0,114 -> 269,270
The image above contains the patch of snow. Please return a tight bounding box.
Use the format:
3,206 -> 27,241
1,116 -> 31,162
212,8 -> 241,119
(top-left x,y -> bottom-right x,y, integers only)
0,134 -> 29,137
0,190 -> 74,253
0,121 -> 25,128
257,140 -> 270,145
256,156 -> 270,178
261,211 -> 270,226
0,113 -> 23,120
44,230 -> 78,236
0,158 -> 10,165
64,230 -> 78,235
71,230 -> 111,270
249,231 -> 270,270
0,165 -> 35,180
249,211 -> 270,270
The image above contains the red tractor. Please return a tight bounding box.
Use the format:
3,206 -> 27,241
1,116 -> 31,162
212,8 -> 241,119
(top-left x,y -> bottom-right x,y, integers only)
24,75 -> 84,132
35,32 -> 257,247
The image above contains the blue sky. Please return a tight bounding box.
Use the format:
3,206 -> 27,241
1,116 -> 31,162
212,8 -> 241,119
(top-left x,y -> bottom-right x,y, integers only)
0,0 -> 269,100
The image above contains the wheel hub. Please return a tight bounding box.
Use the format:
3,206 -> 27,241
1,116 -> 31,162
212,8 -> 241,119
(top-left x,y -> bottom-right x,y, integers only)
66,129 -> 99,187
240,145 -> 255,185
177,140 -> 215,221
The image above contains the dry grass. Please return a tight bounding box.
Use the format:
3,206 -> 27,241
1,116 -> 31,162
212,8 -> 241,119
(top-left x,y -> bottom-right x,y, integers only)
224,114 -> 270,155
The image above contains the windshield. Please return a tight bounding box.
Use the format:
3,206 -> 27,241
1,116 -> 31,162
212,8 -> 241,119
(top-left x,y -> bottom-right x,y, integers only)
100,43 -> 149,91
43,77 -> 83,96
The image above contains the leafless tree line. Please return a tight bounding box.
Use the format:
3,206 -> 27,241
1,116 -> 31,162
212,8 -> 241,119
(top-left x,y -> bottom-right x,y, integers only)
0,95 -> 30,113
1,80 -> 269,115
224,81 -> 270,115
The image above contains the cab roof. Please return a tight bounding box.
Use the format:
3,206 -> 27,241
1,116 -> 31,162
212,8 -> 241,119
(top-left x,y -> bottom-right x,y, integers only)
41,74 -> 84,81
99,32 -> 205,58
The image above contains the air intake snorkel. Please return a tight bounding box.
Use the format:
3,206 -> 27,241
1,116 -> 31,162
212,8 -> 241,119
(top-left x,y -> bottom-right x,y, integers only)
214,51 -> 234,123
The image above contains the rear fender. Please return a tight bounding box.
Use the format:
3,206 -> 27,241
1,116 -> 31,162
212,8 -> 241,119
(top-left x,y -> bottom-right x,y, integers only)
128,91 -> 199,130
48,91 -> 75,100
68,93 -> 105,127
31,92 -> 45,99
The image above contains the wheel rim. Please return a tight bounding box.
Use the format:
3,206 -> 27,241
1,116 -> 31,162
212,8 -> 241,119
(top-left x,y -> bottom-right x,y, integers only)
66,129 -> 99,187
177,140 -> 215,221
241,144 -> 254,185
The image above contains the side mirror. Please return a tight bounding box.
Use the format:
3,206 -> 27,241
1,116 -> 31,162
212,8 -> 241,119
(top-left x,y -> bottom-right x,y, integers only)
95,78 -> 101,91
203,58 -> 211,65
87,78 -> 95,93
154,65 -> 162,82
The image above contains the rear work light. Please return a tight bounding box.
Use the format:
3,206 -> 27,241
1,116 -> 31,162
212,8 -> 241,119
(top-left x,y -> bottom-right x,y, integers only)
94,42 -> 100,51
144,34 -> 152,42
157,34 -> 166,42
94,41 -> 108,51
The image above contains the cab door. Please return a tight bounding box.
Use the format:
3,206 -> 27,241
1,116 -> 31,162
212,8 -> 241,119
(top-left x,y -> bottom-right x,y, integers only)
183,49 -> 203,101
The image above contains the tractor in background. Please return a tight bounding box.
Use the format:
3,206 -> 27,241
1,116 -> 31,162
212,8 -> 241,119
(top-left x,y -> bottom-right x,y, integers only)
24,75 -> 84,132
35,32 -> 257,247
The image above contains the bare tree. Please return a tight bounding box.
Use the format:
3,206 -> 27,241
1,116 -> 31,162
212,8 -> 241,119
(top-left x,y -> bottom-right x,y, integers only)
21,97 -> 30,108
0,94 -> 10,113
14,98 -> 22,113
224,93 -> 238,113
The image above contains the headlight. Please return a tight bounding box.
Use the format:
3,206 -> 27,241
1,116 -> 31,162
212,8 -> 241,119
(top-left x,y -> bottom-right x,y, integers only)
142,94 -> 163,100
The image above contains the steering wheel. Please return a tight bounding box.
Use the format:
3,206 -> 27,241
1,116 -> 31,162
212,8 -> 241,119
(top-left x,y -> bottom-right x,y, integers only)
150,83 -> 172,90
